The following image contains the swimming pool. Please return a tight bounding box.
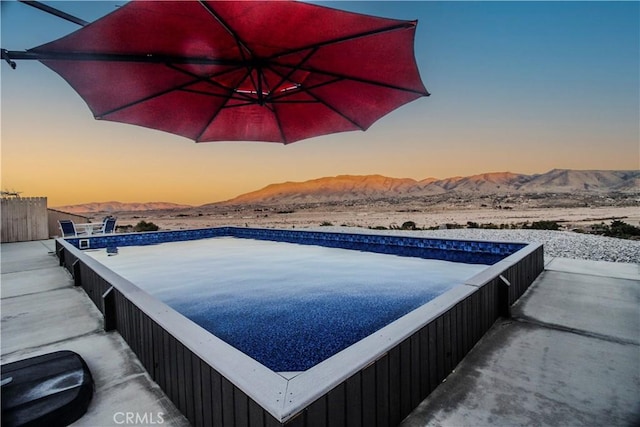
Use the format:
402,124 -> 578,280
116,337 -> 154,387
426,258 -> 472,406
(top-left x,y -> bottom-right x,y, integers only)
86,237 -> 488,372
57,227 -> 544,426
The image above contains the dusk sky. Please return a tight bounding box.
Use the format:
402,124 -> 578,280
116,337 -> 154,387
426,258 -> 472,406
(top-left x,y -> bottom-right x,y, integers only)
1,1 -> 638,207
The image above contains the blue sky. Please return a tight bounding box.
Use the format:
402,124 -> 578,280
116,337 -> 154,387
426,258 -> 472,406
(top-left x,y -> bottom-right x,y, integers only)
1,1 -> 638,206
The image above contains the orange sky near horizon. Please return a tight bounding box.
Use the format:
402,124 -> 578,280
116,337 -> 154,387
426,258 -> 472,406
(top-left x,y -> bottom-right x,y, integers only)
1,1 -> 638,207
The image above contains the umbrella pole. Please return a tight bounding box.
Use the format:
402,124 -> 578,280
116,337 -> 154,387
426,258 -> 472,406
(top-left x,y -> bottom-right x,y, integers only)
18,1 -> 88,27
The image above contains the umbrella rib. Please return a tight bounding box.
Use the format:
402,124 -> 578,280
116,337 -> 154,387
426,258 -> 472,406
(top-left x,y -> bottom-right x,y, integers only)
269,77 -> 342,102
267,66 -> 364,130
268,98 -> 288,144
192,75 -> 266,141
98,64 -> 248,118
11,23 -> 414,67
265,21 -> 429,96
305,92 -> 365,131
247,65 -> 263,105
256,67 -> 287,141
19,1 -> 89,27
267,22 -> 416,62
180,88 -> 251,102
98,85 -> 185,118
192,66 -> 259,142
165,63 -> 255,103
13,50 -> 247,66
194,107 -> 225,142
266,48 -> 318,103
198,0 -> 254,59
274,62 -> 430,96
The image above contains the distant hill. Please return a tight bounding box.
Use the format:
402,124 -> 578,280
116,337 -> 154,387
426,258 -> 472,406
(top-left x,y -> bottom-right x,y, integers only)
220,175 -> 425,205
519,169 -> 640,192
53,201 -> 192,214
213,169 -> 639,206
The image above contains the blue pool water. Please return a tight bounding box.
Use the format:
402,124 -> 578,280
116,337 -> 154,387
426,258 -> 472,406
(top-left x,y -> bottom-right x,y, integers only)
88,237 -> 487,371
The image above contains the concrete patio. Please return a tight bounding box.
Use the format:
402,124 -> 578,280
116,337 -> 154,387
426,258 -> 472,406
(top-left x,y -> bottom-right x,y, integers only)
401,258 -> 640,426
1,239 -> 638,426
1,240 -> 189,426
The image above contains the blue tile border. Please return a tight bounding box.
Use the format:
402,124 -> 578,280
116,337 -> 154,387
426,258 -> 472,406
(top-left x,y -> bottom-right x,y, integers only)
65,227 -> 526,265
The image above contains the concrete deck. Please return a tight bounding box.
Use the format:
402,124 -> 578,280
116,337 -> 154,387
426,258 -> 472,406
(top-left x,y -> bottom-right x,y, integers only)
1,240 -> 190,427
2,240 -> 639,426
402,258 -> 640,426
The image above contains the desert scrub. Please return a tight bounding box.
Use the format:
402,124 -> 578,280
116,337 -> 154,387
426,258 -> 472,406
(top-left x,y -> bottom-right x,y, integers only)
133,220 -> 159,232
591,220 -> 640,240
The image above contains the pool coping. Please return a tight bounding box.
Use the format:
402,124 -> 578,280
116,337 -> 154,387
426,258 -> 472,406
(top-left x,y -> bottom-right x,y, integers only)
279,239 -> 543,419
56,228 -> 543,423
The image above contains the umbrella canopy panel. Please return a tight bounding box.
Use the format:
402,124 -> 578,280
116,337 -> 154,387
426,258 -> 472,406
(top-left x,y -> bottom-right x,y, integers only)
28,0 -> 429,144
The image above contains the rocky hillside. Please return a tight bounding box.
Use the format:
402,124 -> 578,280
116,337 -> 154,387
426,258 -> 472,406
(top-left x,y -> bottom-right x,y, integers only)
215,169 -> 639,206
221,175 -> 424,205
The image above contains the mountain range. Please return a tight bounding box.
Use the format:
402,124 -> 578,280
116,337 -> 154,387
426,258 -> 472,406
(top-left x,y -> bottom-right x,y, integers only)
55,169 -> 639,213
216,169 -> 639,206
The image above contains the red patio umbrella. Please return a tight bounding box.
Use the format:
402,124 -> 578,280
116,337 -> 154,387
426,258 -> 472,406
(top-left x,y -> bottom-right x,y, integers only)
4,0 -> 429,144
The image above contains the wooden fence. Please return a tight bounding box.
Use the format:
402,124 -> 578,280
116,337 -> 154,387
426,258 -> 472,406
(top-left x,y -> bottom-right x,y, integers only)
1,197 -> 48,243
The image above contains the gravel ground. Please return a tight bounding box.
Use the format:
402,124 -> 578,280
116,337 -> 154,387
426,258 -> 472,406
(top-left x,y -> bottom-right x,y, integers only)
312,227 -> 640,264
